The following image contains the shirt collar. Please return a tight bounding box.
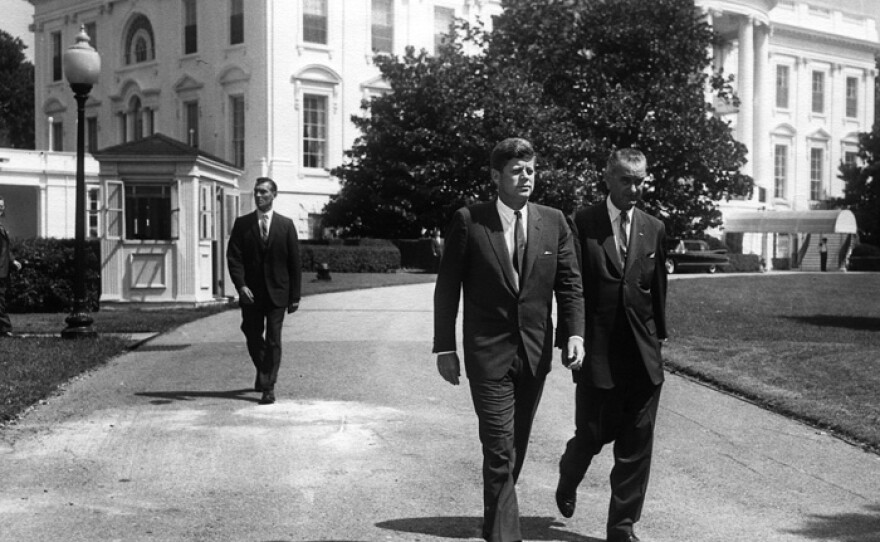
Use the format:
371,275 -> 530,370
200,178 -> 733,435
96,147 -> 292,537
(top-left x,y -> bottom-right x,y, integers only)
258,209 -> 273,221
496,198 -> 527,225
606,197 -> 627,223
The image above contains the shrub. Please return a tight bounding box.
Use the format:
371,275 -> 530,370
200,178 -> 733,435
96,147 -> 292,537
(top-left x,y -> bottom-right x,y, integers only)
726,253 -> 762,273
394,238 -> 439,271
771,257 -> 791,271
300,244 -> 400,273
6,238 -> 101,313
849,243 -> 880,271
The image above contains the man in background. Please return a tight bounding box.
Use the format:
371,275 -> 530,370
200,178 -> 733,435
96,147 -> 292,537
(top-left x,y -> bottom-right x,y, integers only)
227,178 -> 302,404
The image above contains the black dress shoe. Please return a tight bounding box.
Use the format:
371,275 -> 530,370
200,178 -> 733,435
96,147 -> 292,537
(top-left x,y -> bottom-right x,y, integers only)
259,390 -> 275,405
607,532 -> 640,542
555,485 -> 576,518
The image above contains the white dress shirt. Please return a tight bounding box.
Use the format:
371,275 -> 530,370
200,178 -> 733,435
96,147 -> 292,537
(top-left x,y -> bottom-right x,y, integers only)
258,209 -> 274,237
496,198 -> 528,277
606,197 -> 631,254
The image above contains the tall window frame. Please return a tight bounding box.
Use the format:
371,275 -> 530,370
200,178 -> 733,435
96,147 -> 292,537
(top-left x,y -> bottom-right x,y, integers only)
775,64 -> 790,109
87,186 -> 101,239
230,95 -> 245,168
185,100 -> 199,147
302,94 -> 328,169
434,6 -> 455,53
86,116 -> 98,153
773,144 -> 788,199
371,0 -> 394,53
810,147 -> 824,201
51,31 -> 62,81
51,119 -> 63,152
303,0 -> 328,45
84,22 -> 97,52
183,0 -> 198,55
845,76 -> 858,118
230,0 -> 244,45
811,71 -> 825,114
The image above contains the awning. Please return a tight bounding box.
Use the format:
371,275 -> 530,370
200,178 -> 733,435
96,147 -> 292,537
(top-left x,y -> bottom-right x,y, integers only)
722,210 -> 857,234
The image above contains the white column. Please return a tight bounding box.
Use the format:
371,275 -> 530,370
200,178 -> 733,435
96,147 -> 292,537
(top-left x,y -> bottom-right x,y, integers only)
738,16 -> 755,178
754,22 -> 770,202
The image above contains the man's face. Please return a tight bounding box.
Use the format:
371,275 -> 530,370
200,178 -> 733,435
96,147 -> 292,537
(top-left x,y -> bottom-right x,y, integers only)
492,157 -> 536,210
605,161 -> 647,212
253,182 -> 275,213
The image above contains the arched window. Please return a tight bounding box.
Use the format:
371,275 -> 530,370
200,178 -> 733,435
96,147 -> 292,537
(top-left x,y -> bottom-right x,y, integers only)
125,15 -> 156,65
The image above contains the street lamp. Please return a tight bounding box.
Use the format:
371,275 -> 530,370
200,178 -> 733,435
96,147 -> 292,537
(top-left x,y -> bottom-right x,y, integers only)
61,25 -> 100,339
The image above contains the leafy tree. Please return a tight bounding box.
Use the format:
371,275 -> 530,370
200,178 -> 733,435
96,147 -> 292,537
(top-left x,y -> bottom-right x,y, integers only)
836,57 -> 880,246
326,0 -> 752,238
0,29 -> 35,149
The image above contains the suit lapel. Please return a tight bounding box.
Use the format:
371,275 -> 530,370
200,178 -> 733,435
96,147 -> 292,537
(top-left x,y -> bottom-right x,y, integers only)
597,207 -> 624,275
520,202 -> 543,288
481,204 -> 519,294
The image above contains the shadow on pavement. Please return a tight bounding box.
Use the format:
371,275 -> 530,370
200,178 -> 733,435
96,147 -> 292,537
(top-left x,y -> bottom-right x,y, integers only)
135,389 -> 261,404
376,516 -> 601,541
783,503 -> 880,540
782,314 -> 880,331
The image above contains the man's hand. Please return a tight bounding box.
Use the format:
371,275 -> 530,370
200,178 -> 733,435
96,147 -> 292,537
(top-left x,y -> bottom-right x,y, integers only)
12,260 -> 21,271
565,336 -> 585,371
239,286 -> 255,305
437,352 -> 461,385
287,302 -> 299,314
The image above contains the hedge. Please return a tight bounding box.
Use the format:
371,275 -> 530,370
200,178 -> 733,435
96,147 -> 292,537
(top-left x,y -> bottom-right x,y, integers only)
6,238 -> 101,313
726,253 -> 762,273
300,244 -> 401,273
395,238 -> 440,271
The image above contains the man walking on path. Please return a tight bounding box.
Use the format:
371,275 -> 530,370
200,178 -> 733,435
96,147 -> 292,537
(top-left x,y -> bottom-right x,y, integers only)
433,138 -> 585,542
0,196 -> 23,337
227,177 -> 302,405
555,149 -> 668,542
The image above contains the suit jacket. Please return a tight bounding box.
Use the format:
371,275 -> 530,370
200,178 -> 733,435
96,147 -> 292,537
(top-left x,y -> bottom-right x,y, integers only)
0,224 -> 12,280
567,202 -> 668,388
227,211 -> 302,308
433,201 -> 584,381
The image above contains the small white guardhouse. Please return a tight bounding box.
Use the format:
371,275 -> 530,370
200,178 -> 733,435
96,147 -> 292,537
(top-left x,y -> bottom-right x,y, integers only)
92,134 -> 241,305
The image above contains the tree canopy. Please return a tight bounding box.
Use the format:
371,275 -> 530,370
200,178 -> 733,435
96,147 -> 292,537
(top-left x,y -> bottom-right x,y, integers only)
324,0 -> 752,239
0,29 -> 35,149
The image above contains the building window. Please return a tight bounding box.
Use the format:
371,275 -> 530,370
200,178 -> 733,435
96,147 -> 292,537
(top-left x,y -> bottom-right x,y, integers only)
119,113 -> 128,143
372,0 -> 393,53
844,150 -> 858,167
86,116 -> 98,153
84,22 -> 97,51
810,147 -> 824,200
51,31 -> 62,81
125,184 -> 175,240
185,100 -> 199,147
125,15 -> 156,65
230,0 -> 244,45
811,71 -> 824,114
303,0 -> 327,45
308,213 -> 324,240
773,144 -> 787,199
845,77 -> 858,118
183,0 -> 198,54
199,184 -> 213,240
131,97 -> 144,141
303,94 -> 327,169
231,95 -> 245,168
775,65 -> 789,109
87,187 -> 100,238
52,120 -> 63,151
434,6 -> 455,53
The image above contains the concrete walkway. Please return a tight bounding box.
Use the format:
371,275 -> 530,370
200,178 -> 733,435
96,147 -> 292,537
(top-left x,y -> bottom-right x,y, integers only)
1,283 -> 879,542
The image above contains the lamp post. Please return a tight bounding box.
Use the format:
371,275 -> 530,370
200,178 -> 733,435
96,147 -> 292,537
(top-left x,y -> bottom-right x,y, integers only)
61,26 -> 100,339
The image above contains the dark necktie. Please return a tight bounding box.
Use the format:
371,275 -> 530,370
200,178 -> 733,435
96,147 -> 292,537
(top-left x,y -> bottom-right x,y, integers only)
260,215 -> 269,242
514,210 -> 526,278
618,210 -> 629,265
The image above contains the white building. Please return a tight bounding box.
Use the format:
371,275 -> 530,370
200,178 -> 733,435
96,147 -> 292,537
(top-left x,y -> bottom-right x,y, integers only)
699,0 -> 878,267
24,0 -> 502,240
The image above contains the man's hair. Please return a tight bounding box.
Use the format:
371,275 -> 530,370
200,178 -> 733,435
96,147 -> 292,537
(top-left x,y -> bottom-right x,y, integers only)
255,177 -> 278,193
605,148 -> 647,180
491,138 -> 535,173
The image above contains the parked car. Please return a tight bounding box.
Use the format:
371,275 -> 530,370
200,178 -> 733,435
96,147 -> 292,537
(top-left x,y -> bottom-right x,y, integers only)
664,239 -> 730,274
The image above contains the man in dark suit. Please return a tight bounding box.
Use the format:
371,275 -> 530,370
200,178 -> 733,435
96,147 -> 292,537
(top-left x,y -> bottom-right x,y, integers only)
227,178 -> 302,405
555,149 -> 667,542
0,197 -> 22,338
434,138 -> 585,542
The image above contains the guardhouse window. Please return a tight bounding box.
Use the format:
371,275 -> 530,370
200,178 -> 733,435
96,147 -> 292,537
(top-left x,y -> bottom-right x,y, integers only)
125,183 -> 176,240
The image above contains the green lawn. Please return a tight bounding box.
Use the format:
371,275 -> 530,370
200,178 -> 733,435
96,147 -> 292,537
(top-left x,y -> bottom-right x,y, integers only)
665,273 -> 880,453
